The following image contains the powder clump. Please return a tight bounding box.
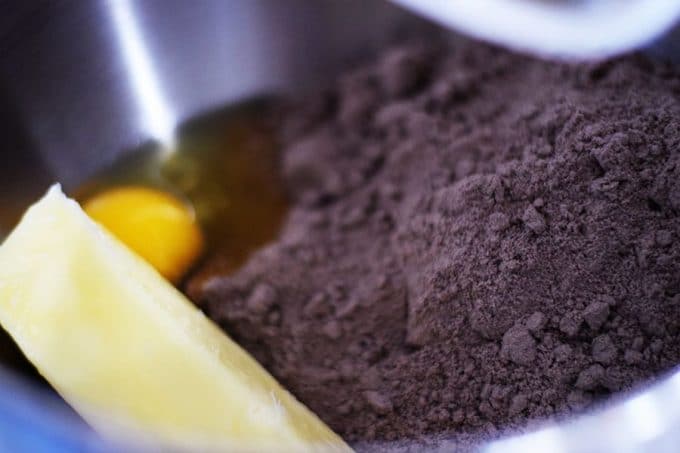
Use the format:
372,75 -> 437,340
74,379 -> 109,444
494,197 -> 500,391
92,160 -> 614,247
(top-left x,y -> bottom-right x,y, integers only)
189,38 -> 680,449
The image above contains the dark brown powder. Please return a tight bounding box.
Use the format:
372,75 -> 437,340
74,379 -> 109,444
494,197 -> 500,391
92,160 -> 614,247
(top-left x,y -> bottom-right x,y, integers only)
188,38 -> 680,450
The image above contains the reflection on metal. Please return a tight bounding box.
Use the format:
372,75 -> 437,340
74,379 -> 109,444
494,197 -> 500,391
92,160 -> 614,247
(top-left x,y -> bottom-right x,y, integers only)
486,425 -> 566,453
391,0 -> 680,59
108,0 -> 175,148
625,393 -> 662,442
484,367 -> 680,453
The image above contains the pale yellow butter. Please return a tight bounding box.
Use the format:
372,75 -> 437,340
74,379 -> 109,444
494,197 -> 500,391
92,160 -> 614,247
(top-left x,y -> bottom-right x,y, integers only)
0,185 -> 349,452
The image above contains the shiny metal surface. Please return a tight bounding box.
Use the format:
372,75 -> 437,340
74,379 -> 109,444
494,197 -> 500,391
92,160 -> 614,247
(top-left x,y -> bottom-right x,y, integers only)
1,1 -> 680,451
391,0 -> 680,59
484,368 -> 680,453
0,0 -> 423,188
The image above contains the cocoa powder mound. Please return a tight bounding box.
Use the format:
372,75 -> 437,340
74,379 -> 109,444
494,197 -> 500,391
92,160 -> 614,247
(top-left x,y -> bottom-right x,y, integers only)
188,39 -> 680,450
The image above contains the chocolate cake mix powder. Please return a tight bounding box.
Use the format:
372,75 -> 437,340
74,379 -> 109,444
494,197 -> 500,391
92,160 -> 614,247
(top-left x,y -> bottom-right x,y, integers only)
188,38 -> 680,450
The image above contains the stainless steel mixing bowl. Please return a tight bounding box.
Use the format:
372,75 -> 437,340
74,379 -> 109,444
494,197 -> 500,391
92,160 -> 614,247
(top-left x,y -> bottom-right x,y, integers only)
0,1 -> 679,451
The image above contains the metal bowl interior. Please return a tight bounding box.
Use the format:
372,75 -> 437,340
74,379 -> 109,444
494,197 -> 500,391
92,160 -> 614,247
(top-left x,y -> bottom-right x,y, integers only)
0,1 -> 678,451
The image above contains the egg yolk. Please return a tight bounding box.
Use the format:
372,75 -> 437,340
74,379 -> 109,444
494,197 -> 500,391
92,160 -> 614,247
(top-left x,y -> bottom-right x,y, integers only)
83,186 -> 203,283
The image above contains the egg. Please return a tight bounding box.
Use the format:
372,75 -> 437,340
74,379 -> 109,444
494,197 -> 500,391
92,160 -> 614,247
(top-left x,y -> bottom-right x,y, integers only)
83,186 -> 203,283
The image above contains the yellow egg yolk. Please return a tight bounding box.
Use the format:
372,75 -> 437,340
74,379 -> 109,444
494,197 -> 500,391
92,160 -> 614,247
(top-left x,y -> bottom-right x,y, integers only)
83,186 -> 203,283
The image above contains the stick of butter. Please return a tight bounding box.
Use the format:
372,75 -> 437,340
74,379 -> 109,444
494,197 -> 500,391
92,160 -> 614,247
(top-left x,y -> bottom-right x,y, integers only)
0,185 -> 349,452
